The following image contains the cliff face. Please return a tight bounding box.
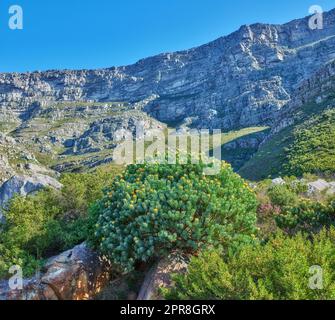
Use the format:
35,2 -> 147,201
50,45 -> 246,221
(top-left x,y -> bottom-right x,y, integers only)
2,9 -> 335,131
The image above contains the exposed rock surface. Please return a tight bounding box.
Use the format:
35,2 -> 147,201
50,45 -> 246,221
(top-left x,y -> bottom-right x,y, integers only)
0,243 -> 112,300
1,10 -> 335,177
269,59 -> 335,137
0,174 -> 62,218
267,177 -> 335,195
272,178 -> 286,186
307,179 -> 335,195
137,254 -> 188,300
1,10 -> 335,132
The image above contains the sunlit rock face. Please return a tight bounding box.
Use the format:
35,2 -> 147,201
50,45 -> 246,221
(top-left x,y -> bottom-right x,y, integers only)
1,10 -> 335,130
0,243 -> 112,300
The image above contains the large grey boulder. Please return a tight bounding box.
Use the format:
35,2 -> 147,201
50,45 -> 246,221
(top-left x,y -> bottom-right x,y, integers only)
307,179 -> 331,195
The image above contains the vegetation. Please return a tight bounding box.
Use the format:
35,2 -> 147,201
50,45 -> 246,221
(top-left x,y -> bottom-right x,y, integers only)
90,159 -> 258,272
0,167 -> 120,278
239,100 -> 335,180
1,114 -> 335,301
276,198 -> 335,234
284,109 -> 335,177
165,229 -> 335,300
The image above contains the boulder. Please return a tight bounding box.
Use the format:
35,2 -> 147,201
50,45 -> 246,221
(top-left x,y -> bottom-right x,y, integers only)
307,179 -> 330,195
0,243 -> 112,300
271,178 -> 286,186
137,254 -> 188,300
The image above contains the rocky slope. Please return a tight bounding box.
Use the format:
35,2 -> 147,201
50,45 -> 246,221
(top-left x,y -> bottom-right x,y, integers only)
2,9 -> 335,132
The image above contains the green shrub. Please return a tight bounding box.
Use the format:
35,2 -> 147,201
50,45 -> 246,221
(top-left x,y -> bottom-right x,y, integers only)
276,199 -> 335,234
268,184 -> 299,207
166,229 -> 335,300
91,160 -> 258,272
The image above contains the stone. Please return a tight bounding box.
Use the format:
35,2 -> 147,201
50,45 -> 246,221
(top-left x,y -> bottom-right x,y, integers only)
137,254 -> 188,301
0,243 -> 112,300
272,178 -> 286,186
307,179 -> 331,194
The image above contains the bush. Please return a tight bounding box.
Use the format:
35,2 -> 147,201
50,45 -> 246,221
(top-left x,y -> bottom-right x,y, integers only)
91,160 -> 258,272
276,199 -> 335,234
256,203 -> 280,239
166,229 -> 335,300
268,184 -> 299,207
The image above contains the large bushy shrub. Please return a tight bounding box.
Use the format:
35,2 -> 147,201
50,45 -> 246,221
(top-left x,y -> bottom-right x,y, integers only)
166,229 -> 335,300
91,160 -> 258,272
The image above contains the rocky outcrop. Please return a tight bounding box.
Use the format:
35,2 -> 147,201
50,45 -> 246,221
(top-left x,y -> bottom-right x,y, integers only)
269,177 -> 335,195
0,243 -> 112,300
0,174 -> 62,218
137,254 -> 188,300
63,111 -> 166,156
270,59 -> 335,137
307,179 -> 335,195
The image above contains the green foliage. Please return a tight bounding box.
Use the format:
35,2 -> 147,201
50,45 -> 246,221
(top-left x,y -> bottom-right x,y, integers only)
91,160 -> 258,272
267,184 -> 299,207
239,100 -> 335,181
166,229 -> 335,300
284,109 -> 335,177
0,168 -> 118,279
276,199 -> 335,234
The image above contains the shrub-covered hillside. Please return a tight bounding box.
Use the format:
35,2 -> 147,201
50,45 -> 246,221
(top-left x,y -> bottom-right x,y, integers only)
239,99 -> 335,180
164,177 -> 335,300
284,109 -> 335,177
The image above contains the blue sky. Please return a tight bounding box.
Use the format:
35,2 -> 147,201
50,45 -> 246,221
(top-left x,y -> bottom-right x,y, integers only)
0,0 -> 334,72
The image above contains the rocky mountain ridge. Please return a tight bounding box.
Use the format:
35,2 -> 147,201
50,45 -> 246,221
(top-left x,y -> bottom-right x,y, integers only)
2,9 -> 335,132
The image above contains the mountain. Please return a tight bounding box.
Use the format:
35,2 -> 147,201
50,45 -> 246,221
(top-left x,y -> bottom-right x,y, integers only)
1,8 -> 335,181
239,59 -> 335,180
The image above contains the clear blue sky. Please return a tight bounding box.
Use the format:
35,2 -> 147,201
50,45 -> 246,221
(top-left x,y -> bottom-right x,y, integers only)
0,0 -> 334,72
